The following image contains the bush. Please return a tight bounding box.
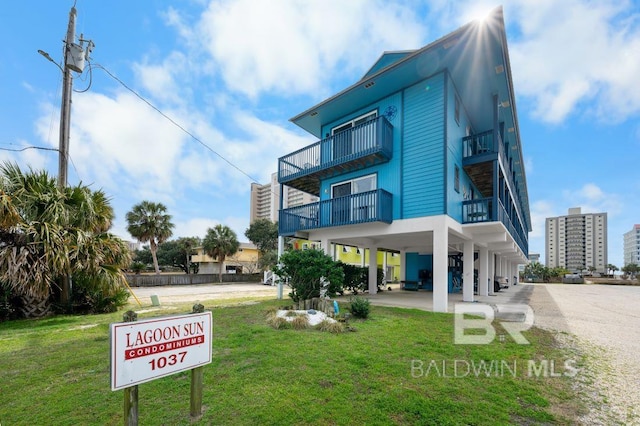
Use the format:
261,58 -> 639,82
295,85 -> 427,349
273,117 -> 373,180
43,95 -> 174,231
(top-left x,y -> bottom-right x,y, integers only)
130,261 -> 146,274
349,296 -> 371,319
339,262 -> 367,294
272,249 -> 344,302
290,314 -> 310,330
316,319 -> 344,333
68,285 -> 130,314
0,283 -> 21,322
266,313 -> 290,329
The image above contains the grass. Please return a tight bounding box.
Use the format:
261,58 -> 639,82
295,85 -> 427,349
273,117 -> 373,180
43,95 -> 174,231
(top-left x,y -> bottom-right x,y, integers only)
0,298 -> 581,425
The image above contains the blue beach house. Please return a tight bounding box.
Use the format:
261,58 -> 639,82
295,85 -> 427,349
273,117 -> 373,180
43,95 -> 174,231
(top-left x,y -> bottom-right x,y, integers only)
277,7 -> 530,312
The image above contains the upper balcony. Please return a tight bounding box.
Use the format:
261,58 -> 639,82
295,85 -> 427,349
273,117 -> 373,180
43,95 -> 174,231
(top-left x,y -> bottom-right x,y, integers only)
279,189 -> 393,236
462,197 -> 528,257
278,116 -> 393,196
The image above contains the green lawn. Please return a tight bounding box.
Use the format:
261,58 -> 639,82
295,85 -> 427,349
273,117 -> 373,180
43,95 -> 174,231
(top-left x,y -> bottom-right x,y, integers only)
0,298 -> 582,425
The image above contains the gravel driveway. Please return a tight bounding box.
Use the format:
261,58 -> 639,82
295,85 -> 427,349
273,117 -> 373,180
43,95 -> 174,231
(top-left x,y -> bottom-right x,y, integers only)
127,282 -> 278,305
530,283 -> 640,425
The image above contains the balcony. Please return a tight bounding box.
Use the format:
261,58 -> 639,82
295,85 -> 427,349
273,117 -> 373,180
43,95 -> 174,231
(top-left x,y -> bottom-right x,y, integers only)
278,116 -> 393,195
462,197 -> 528,257
279,189 -> 393,236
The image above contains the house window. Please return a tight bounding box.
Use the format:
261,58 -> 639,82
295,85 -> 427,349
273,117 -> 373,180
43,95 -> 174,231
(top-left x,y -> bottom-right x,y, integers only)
455,95 -> 460,125
331,174 -> 377,223
454,165 -> 460,193
331,110 -> 377,160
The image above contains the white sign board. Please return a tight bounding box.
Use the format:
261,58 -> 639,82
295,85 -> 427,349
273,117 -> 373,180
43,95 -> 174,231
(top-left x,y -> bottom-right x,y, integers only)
110,312 -> 212,391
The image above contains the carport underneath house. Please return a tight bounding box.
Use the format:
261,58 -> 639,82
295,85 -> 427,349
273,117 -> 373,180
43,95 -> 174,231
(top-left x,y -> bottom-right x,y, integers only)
278,213 -> 527,313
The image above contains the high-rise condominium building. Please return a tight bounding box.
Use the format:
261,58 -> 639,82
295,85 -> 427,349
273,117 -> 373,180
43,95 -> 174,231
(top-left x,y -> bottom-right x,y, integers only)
623,224 -> 640,266
545,207 -> 607,273
250,172 -> 318,223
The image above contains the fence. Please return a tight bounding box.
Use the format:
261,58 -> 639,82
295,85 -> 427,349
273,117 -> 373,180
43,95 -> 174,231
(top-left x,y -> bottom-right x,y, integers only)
126,273 -> 262,287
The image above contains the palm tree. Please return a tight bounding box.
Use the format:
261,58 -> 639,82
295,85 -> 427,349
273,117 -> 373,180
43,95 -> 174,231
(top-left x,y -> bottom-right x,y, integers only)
126,201 -> 174,274
203,224 -> 240,283
0,162 -> 131,317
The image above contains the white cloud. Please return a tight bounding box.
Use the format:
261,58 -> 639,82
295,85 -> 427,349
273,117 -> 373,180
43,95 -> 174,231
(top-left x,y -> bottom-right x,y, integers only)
507,0 -> 640,123
174,215 -> 250,243
191,0 -> 426,98
425,0 -> 640,124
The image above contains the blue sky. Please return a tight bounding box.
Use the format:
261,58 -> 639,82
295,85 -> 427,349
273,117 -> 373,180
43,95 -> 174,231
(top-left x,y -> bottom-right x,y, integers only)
1,0 -> 639,268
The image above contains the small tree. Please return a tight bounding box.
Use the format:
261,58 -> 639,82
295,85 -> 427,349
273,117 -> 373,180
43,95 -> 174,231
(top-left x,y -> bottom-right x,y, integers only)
622,263 -> 639,279
203,225 -> 240,283
126,201 -> 174,274
272,249 -> 344,302
245,219 -> 279,271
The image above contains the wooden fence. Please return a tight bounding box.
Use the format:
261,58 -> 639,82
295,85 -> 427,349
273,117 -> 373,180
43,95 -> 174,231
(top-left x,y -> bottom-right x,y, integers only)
126,273 -> 262,287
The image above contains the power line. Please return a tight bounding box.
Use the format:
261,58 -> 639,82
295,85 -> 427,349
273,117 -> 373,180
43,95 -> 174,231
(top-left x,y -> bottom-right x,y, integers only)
0,145 -> 80,180
92,62 -> 263,185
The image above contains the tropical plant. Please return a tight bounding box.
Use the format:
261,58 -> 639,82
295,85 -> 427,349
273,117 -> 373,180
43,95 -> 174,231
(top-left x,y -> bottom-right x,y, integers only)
0,162 -> 131,317
126,201 -> 174,274
203,224 -> 240,283
272,249 -> 344,302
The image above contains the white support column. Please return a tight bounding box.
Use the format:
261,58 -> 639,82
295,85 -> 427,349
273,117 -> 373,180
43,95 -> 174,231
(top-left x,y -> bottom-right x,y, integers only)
332,243 -> 337,261
433,226 -> 449,312
383,251 -> 388,284
478,246 -> 489,296
368,246 -> 378,294
320,238 -> 331,255
276,236 -> 285,299
400,250 -> 406,282
463,240 -> 474,302
359,247 -> 365,267
488,251 -> 495,295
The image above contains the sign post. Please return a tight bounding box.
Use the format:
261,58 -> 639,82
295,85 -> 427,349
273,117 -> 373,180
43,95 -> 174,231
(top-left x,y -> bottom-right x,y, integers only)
122,310 -> 138,426
111,306 -> 213,422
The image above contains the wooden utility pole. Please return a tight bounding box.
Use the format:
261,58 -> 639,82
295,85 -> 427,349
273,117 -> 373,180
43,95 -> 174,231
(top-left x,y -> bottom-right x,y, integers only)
58,6 -> 76,189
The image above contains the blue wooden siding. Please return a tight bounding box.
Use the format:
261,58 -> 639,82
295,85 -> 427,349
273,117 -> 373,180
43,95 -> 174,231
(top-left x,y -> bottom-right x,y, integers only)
319,93 -> 403,218
405,253 -> 433,281
402,73 -> 445,218
446,74 -> 476,222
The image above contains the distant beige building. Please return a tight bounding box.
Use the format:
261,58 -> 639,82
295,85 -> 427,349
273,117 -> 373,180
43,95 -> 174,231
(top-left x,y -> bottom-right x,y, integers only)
191,242 -> 259,274
545,207 -> 607,273
250,172 -> 318,223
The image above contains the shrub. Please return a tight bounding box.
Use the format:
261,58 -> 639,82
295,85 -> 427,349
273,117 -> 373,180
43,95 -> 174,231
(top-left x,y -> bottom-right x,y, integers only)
0,283 -> 20,322
130,261 -> 146,274
316,319 -> 344,333
272,249 -> 344,302
68,285 -> 130,314
266,313 -> 290,329
290,314 -> 310,330
339,262 -> 367,294
349,296 -> 371,319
